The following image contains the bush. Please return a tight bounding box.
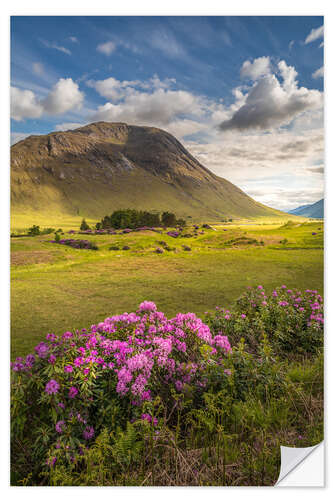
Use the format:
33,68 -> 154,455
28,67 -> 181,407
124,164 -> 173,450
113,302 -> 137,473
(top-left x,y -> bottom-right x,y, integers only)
80,219 -> 90,231
50,239 -> 98,251
205,285 -> 323,354
27,225 -> 40,236
122,245 -> 130,251
109,246 -> 120,251
11,302 -> 232,484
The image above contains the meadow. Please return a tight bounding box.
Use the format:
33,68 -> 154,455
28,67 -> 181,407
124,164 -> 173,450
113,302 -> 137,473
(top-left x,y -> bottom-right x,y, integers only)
10,217 -> 324,486
11,218 -> 323,358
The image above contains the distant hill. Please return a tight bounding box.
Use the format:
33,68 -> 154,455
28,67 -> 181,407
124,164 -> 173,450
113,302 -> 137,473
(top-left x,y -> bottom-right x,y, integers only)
288,199 -> 324,219
11,121 -> 285,221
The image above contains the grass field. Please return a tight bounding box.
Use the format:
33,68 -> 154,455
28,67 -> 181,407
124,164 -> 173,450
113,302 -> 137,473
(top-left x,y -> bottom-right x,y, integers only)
11,219 -> 323,358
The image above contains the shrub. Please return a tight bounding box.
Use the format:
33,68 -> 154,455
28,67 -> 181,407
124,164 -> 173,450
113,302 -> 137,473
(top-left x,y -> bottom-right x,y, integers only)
50,239 -> 98,251
109,246 -> 120,251
80,219 -> 90,231
122,245 -> 130,250
27,225 -> 40,236
155,247 -> 164,254
183,245 -> 191,251
206,285 -> 323,354
11,302 -> 231,483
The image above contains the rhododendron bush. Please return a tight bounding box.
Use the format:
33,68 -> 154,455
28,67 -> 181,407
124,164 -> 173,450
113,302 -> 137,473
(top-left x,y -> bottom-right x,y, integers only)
11,301 -> 231,476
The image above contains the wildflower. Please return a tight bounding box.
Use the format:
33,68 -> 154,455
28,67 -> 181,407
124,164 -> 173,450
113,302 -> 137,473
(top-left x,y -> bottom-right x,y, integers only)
241,314 -> 246,319
224,369 -> 232,376
48,355 -> 56,364
138,301 -> 157,313
45,379 -> 60,394
64,365 -> 73,373
68,386 -> 78,399
55,420 -> 66,433
35,342 -> 49,358
83,426 -> 94,440
175,380 -> 184,391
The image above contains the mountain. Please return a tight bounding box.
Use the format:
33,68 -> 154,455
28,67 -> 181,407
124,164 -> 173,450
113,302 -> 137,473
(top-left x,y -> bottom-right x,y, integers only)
11,121 -> 284,222
288,199 -> 324,219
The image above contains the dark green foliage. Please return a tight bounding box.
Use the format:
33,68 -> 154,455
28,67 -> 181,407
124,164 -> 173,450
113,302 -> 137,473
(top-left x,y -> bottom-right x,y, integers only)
100,209 -> 161,229
98,209 -> 185,230
80,219 -> 90,231
161,211 -> 177,227
27,225 -> 40,236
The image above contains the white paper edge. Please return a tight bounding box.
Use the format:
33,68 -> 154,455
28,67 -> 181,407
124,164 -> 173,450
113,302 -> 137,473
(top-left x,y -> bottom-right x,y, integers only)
275,441 -> 324,487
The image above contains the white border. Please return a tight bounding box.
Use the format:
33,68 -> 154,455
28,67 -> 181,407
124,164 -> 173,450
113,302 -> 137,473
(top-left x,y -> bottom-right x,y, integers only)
1,1 -> 331,498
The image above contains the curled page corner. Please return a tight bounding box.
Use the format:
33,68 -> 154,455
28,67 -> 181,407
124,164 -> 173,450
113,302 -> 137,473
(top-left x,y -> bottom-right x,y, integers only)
275,441 -> 324,487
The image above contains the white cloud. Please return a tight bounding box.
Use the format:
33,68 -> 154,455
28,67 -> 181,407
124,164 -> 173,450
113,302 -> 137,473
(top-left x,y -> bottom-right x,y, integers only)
220,59 -> 323,131
42,78 -> 84,115
305,25 -> 324,44
288,40 -> 294,50
150,30 -> 186,58
278,60 -> 298,92
319,41 -> 324,48
11,87 -> 44,121
69,36 -> 78,43
312,66 -> 324,79
185,128 -> 324,211
97,41 -> 116,56
11,78 -> 84,121
11,132 -> 32,145
240,56 -> 271,80
41,39 -> 71,55
87,74 -> 177,102
91,88 -> 206,128
55,122 -> 86,131
32,62 -> 44,76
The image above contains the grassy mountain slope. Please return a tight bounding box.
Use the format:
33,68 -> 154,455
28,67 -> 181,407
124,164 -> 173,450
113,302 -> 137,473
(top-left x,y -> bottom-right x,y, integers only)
11,121 -> 285,223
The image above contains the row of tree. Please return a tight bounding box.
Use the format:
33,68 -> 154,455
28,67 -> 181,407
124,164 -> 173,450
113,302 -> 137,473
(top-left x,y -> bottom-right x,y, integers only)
80,210 -> 186,230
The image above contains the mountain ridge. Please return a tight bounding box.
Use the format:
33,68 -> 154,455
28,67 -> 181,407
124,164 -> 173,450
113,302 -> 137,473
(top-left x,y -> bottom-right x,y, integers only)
288,199 -> 323,219
11,121 -> 285,221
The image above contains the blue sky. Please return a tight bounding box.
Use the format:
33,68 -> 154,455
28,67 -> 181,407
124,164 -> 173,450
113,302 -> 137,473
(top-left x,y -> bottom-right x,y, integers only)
10,16 -> 324,210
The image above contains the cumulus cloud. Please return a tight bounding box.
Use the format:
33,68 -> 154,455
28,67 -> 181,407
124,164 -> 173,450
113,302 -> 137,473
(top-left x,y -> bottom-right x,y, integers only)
11,87 -> 44,121
219,59 -> 322,131
91,88 -> 206,127
87,74 -> 210,138
11,78 -> 84,121
87,74 -> 177,102
312,66 -> 324,79
42,78 -> 84,115
305,25 -> 324,44
240,56 -> 271,80
97,41 -> 116,56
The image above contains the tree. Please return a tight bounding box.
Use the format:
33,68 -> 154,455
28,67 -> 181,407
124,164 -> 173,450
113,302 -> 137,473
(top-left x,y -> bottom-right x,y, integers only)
80,218 -> 90,231
161,212 -> 177,227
